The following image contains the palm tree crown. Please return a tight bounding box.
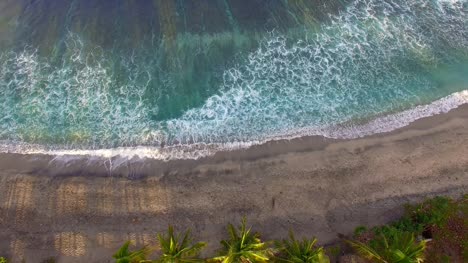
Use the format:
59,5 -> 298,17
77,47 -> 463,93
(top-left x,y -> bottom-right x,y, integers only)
211,217 -> 271,263
113,241 -> 149,263
154,226 -> 207,263
347,231 -> 426,263
274,231 -> 329,263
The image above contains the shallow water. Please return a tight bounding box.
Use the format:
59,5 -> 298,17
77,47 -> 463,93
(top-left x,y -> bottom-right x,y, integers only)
0,0 -> 467,159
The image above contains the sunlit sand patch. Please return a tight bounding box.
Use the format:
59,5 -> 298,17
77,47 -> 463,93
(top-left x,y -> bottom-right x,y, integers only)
9,239 -> 26,262
143,184 -> 168,213
54,232 -> 87,257
96,232 -> 118,249
54,183 -> 87,215
90,181 -> 168,215
126,233 -> 153,247
120,183 -> 167,214
94,184 -> 115,215
2,178 -> 34,227
122,184 -> 145,213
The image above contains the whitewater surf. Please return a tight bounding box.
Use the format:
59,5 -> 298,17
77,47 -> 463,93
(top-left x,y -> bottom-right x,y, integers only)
0,0 -> 466,160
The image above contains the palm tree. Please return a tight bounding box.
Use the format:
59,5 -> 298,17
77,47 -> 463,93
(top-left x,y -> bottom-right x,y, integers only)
113,241 -> 150,263
347,231 -> 426,263
211,217 -> 272,263
154,226 -> 207,263
274,231 -> 329,263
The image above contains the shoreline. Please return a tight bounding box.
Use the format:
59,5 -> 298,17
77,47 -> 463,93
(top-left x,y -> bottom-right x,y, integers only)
2,99 -> 468,178
0,102 -> 468,262
1,89 -> 468,162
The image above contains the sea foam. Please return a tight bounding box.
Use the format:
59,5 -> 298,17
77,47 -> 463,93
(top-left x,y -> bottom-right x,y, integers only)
1,89 -> 468,161
0,0 -> 467,161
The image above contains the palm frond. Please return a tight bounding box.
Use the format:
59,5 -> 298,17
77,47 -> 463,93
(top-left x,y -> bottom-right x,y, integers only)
155,226 -> 206,263
114,241 -> 132,259
347,239 -> 387,263
212,217 -> 272,263
113,241 -> 149,263
228,223 -> 239,241
347,231 -> 426,263
275,231 -> 329,263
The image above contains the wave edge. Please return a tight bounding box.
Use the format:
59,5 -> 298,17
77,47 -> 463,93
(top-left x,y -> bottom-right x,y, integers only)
1,89 -> 467,161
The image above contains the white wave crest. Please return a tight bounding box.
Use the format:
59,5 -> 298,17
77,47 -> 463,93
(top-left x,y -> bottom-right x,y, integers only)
1,89 -> 467,161
0,0 -> 467,160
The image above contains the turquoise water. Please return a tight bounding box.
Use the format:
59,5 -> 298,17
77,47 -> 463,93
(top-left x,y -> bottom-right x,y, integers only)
0,0 -> 467,158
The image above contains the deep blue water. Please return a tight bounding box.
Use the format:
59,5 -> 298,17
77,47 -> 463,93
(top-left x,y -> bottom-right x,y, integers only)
0,0 -> 467,159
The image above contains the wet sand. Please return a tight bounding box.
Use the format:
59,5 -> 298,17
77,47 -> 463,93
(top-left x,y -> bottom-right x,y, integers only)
1,105 -> 468,262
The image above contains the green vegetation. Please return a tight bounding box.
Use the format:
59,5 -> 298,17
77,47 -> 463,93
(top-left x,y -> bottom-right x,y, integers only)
113,241 -> 150,263
40,258 -> 56,263
112,226 -> 206,263
392,196 -> 458,234
211,217 -> 271,263
353,226 -> 367,238
348,231 -> 426,263
352,195 -> 467,262
155,226 -> 206,263
0,257 -> 7,263
274,231 -> 329,263
111,196 -> 466,263
421,196 -> 467,263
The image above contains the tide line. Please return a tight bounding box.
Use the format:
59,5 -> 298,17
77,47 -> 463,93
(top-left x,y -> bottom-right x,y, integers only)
0,90 -> 467,161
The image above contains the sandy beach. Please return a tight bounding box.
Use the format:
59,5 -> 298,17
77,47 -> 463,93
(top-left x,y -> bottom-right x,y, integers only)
1,105 -> 468,262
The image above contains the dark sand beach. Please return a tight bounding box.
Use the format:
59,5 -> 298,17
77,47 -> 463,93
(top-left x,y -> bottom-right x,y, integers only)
1,105 -> 468,262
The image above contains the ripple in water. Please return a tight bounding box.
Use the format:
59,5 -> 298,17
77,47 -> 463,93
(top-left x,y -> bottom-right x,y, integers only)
0,0 -> 467,160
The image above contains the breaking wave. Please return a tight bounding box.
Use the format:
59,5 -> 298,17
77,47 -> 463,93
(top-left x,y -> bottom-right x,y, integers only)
0,0 -> 467,160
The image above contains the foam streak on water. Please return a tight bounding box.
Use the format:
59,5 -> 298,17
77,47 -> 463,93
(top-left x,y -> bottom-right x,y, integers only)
0,0 -> 467,160
165,0 -> 468,143
1,90 -> 468,161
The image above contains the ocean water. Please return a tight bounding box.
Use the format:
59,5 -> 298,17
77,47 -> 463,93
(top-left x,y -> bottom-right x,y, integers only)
0,0 -> 467,160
